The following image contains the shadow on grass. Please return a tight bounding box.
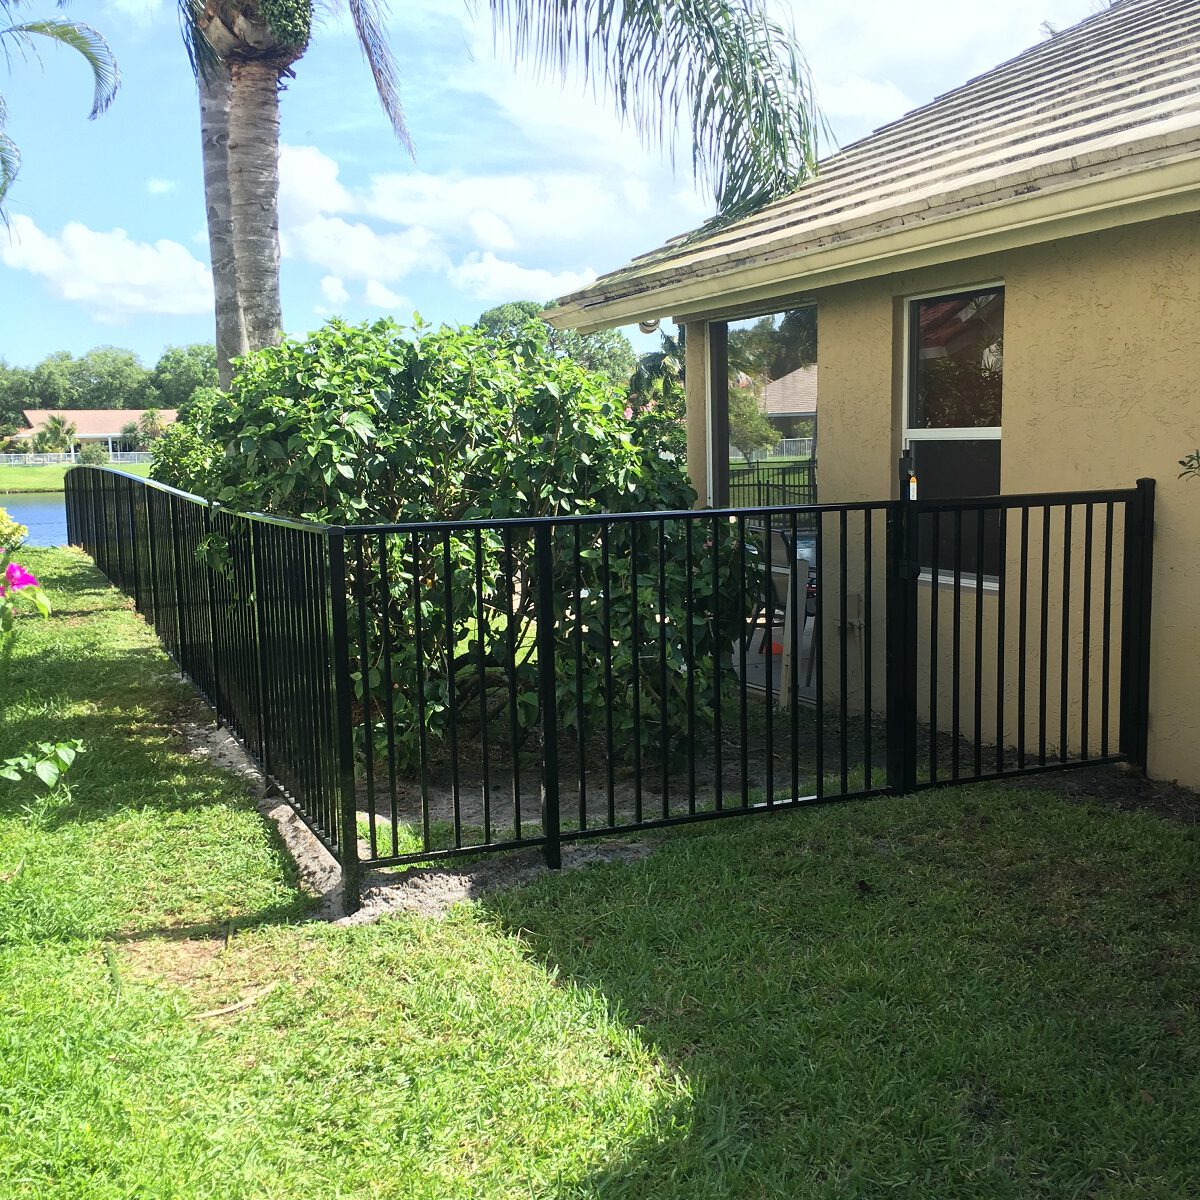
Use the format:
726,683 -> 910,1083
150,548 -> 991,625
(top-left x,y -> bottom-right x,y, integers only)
474,789 -> 1200,1197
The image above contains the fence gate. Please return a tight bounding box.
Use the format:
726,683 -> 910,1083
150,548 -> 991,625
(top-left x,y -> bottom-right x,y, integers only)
65,467 -> 1154,913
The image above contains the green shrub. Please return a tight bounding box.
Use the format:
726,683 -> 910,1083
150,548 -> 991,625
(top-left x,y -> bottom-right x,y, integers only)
0,507 -> 28,550
151,387 -> 222,493
157,318 -> 747,771
78,444 -> 110,466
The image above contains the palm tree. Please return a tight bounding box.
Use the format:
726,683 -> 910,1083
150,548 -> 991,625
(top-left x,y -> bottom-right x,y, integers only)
137,407 -> 165,443
35,414 -> 77,458
179,0 -> 820,386
0,2 -> 120,211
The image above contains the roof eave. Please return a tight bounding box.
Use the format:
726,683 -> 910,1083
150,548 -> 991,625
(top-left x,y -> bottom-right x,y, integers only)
552,153 -> 1200,333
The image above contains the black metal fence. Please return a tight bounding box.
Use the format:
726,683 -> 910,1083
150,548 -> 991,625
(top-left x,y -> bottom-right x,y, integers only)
728,459 -> 817,508
65,467 -> 1154,912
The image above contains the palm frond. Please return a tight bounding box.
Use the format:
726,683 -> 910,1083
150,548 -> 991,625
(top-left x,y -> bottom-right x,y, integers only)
175,0 -> 222,83
344,0 -> 414,156
1,18 -> 120,116
0,125 -> 19,210
484,0 -> 821,218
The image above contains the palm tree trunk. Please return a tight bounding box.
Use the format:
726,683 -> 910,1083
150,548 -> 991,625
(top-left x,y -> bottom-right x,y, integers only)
198,65 -> 246,389
227,60 -> 283,361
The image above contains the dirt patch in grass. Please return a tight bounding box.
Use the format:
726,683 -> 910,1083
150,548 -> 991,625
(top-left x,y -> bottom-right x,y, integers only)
346,839 -> 654,925
999,762 -> 1200,824
118,935 -> 228,990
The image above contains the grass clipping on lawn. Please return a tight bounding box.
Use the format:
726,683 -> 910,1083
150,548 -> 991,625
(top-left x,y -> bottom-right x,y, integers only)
0,546 -> 1198,1198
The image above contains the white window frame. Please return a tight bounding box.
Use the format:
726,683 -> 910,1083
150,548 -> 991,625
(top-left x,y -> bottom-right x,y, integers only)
902,283 -> 1005,588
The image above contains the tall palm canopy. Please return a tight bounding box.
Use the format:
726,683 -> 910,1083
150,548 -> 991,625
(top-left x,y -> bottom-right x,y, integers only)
0,1 -> 120,210
179,0 -> 820,385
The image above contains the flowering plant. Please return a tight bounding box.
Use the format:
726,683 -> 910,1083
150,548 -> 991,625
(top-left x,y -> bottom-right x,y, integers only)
0,550 -> 85,792
1,548 -> 51,662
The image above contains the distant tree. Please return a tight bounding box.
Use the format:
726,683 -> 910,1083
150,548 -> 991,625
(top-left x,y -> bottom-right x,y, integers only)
728,307 -> 816,383
7,348 -> 157,412
78,442 -> 109,465
0,1 -> 120,211
628,328 -> 686,459
151,344 -> 217,409
69,346 -> 156,409
728,379 -> 778,463
119,420 -> 142,449
0,358 -> 31,434
476,300 -> 637,386
24,351 -> 75,409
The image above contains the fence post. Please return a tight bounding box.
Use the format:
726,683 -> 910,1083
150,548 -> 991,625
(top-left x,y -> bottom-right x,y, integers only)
1119,478 -> 1155,773
885,499 -> 920,794
202,504 -> 222,715
534,523 -> 562,870
169,492 -> 186,670
249,521 -> 272,775
327,527 -> 362,914
144,485 -> 159,628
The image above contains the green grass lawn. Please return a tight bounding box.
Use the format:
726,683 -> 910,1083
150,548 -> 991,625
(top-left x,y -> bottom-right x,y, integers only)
0,462 -> 150,493
2,547 -> 1198,1198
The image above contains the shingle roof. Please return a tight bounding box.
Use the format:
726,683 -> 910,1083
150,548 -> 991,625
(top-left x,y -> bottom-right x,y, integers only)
552,0 -> 1200,330
14,409 -> 178,439
762,366 -> 818,416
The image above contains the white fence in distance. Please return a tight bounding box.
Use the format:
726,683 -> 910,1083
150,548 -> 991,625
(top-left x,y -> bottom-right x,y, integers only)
0,451 -> 153,466
731,438 -> 815,462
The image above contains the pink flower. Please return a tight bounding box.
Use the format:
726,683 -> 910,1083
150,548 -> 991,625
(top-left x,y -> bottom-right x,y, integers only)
5,561 -> 38,591
623,406 -> 633,420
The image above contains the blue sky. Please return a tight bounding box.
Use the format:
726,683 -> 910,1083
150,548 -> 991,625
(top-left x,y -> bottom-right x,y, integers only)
0,0 -> 1099,368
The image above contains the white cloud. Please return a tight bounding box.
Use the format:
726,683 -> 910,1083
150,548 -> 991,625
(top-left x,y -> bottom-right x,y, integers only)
1,215 -> 212,321
278,146 -> 615,300
319,276 -> 350,307
146,177 -> 176,196
279,144 -> 355,226
448,252 -> 595,302
359,169 -> 669,255
363,280 -> 407,309
815,77 -> 915,127
286,215 -> 446,282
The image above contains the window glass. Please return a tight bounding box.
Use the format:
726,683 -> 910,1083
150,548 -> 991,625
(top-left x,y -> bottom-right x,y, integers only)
725,306 -> 818,464
905,287 -> 1005,577
909,290 -> 1003,429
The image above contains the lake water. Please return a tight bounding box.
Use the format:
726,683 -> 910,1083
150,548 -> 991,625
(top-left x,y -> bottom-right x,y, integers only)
2,493 -> 67,547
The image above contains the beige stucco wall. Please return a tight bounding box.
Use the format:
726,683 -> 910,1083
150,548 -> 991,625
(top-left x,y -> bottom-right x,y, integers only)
804,213 -> 1200,786
683,321 -> 710,508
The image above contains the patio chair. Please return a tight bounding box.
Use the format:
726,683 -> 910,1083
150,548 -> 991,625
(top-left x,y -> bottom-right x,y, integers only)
747,526 -> 793,635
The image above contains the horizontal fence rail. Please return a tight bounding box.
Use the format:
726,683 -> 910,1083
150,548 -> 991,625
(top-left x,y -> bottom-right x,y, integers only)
65,467 -> 1154,912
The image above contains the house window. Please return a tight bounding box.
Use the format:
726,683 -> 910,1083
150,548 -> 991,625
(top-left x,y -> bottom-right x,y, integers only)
904,287 -> 1004,576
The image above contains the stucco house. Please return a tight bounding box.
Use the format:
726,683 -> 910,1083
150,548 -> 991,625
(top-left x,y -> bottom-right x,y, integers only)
10,408 -> 177,455
762,364 -> 817,451
549,0 -> 1200,787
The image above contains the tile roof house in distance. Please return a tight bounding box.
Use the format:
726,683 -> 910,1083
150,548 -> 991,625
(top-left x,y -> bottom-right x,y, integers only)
12,409 -> 178,454
547,0 -> 1200,790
